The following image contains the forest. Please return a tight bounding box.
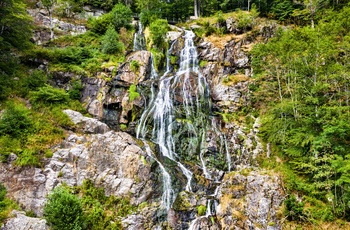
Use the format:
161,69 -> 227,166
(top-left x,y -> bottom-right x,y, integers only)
1,0 -> 350,229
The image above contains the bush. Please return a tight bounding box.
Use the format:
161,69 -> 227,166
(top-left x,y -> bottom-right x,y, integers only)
128,84 -> 140,102
139,10 -> 159,27
236,10 -> 253,30
0,103 -> 33,138
149,19 -> 169,50
24,70 -> 48,91
43,186 -> 85,230
130,60 -> 140,73
197,205 -> 207,216
30,85 -> 69,104
111,3 -> 132,31
15,149 -> 40,167
101,25 -> 124,54
284,195 -> 305,221
89,13 -> 113,35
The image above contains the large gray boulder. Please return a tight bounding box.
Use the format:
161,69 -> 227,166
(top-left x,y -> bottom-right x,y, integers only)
1,210 -> 48,230
63,109 -> 110,134
0,111 -> 152,216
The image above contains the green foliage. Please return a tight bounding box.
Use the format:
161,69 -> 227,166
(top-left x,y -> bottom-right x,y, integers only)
130,60 -> 140,73
0,103 -> 33,138
128,84 -> 140,102
89,13 -> 113,35
197,205 -> 207,216
101,24 -> 124,54
139,10 -> 159,27
149,19 -> 168,50
44,186 -> 85,230
251,5 -> 350,222
68,80 -> 84,100
0,183 -> 19,223
236,9 -> 253,30
0,0 -> 33,54
30,85 -> 69,104
111,3 -> 133,31
284,195 -> 305,221
14,149 -> 40,167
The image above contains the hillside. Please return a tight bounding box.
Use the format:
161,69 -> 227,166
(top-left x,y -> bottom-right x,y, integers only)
0,0 -> 350,229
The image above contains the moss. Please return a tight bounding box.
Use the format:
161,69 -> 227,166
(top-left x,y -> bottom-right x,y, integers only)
172,191 -> 191,211
199,60 -> 208,68
197,205 -> 207,216
130,60 -> 140,73
128,84 -> 140,102
120,124 -> 127,131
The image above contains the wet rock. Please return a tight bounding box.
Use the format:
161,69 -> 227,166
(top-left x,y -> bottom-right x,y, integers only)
63,109 -> 110,134
1,210 -> 48,230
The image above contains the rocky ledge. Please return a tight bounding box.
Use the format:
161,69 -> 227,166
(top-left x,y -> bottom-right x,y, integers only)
0,111 -> 152,217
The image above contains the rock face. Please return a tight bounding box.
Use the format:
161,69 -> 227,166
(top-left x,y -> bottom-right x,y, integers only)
63,109 -> 110,134
216,171 -> 285,230
28,9 -> 86,45
1,211 -> 48,230
81,50 -> 151,129
116,51 -> 152,85
0,111 -> 152,216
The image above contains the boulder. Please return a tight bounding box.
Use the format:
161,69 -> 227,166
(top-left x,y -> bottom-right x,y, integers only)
116,51 -> 152,85
63,109 -> 110,134
0,112 -> 153,216
216,171 -> 285,230
1,210 -> 48,230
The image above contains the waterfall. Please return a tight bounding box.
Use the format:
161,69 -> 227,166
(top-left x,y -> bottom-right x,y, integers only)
133,21 -> 146,51
137,30 -> 230,220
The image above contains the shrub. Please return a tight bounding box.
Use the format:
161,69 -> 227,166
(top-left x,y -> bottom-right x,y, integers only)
24,70 -> 48,91
101,25 -> 124,54
30,85 -> 69,104
149,19 -> 169,50
128,84 -> 140,102
111,3 -> 132,31
284,195 -> 305,221
0,103 -> 33,138
90,13 -> 113,34
139,10 -> 159,27
130,60 -> 140,73
43,186 -> 85,230
15,149 -> 40,167
236,10 -> 253,30
197,205 -> 207,216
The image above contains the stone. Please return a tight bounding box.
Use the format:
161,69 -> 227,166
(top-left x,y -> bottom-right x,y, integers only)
217,171 -> 284,230
63,109 -> 110,134
1,210 -> 48,230
116,51 -> 152,85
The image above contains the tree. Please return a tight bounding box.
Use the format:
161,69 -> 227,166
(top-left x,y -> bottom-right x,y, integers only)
149,19 -> 168,50
0,0 -> 33,51
43,186 -> 85,230
101,24 -> 124,54
111,3 -> 133,31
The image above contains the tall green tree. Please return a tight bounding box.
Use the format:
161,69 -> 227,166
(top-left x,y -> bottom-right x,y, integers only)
0,0 -> 32,52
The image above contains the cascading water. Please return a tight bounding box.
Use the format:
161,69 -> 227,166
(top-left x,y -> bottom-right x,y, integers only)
133,21 -> 146,51
137,30 -> 231,227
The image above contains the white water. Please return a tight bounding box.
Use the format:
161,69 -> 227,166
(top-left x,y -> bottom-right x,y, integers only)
137,31 -> 228,218
133,21 -> 146,51
142,140 -> 174,210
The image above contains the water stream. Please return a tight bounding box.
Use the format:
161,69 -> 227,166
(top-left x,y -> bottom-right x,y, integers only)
136,29 -> 231,227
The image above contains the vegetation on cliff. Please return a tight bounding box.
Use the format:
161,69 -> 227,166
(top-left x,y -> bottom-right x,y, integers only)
0,0 -> 350,228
